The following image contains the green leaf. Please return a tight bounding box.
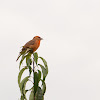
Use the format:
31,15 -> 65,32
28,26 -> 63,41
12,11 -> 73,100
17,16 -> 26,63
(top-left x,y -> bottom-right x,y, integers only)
29,90 -> 34,100
28,66 -> 32,75
35,87 -> 43,100
39,57 -> 48,68
34,72 -> 38,95
26,54 -> 32,66
39,57 -> 48,76
38,64 -> 48,81
25,86 -> 33,94
34,70 -> 42,95
42,81 -> 46,95
20,95 -> 24,100
25,53 -> 32,75
26,58 -> 32,66
20,76 -> 30,100
38,70 -> 41,82
18,67 -> 28,87
19,54 -> 26,69
33,52 -> 38,65
25,90 -> 28,94
19,52 -> 32,69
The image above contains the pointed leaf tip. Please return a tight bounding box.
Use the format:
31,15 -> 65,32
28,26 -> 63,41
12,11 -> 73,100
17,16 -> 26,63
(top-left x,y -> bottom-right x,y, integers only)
33,52 -> 38,65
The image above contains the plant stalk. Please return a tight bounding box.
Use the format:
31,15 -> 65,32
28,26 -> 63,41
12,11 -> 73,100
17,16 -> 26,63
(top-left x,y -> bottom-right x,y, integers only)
33,54 -> 35,100
33,54 -> 34,83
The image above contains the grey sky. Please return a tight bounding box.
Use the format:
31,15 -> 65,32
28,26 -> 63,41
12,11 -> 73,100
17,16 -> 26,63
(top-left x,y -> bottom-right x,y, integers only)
0,0 -> 100,100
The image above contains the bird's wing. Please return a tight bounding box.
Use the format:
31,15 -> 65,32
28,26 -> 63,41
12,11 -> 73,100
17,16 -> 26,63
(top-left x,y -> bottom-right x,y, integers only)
16,40 -> 35,61
23,39 -> 35,48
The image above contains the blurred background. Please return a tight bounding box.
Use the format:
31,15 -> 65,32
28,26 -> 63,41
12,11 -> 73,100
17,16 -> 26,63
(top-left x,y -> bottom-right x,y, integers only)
0,0 -> 100,100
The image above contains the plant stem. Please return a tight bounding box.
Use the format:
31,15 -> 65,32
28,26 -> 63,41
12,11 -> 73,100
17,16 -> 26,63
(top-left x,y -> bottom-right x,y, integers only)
33,54 -> 35,100
33,54 -> 34,83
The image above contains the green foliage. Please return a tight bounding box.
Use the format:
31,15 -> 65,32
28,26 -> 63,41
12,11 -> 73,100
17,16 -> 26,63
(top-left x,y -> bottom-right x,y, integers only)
33,52 -> 38,65
19,54 -> 26,69
21,95 -> 25,100
17,52 -> 48,100
18,67 -> 28,87
38,70 -> 41,82
26,53 -> 32,66
29,90 -> 34,100
35,87 -> 43,100
20,76 -> 30,100
38,64 -> 48,81
38,57 -> 48,81
34,72 -> 39,95
42,81 -> 46,95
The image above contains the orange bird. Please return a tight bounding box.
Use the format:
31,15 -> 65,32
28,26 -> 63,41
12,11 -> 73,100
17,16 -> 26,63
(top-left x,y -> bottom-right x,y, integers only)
16,36 -> 43,61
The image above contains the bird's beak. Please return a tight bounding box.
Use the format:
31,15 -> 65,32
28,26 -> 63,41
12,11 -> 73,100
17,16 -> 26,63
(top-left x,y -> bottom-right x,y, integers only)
40,37 -> 43,40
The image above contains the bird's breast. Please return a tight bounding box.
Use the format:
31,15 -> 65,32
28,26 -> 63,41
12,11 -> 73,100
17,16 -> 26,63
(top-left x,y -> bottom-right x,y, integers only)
32,40 -> 40,52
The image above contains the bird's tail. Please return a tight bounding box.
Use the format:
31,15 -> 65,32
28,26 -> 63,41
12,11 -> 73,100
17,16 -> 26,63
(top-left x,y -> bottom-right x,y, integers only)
16,48 -> 26,61
16,54 -> 21,61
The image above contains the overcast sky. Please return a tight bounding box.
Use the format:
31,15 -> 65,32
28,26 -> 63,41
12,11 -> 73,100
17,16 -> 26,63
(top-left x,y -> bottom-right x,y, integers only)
0,0 -> 100,100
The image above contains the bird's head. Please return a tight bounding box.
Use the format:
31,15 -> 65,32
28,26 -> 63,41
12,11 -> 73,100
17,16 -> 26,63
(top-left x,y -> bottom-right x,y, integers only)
33,36 -> 43,41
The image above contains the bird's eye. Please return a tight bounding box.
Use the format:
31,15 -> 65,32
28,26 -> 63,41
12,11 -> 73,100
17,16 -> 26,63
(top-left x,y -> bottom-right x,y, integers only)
38,37 -> 40,38
37,36 -> 43,40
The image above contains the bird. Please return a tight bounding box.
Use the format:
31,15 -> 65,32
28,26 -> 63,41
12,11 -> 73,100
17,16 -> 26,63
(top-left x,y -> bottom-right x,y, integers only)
16,36 -> 43,61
